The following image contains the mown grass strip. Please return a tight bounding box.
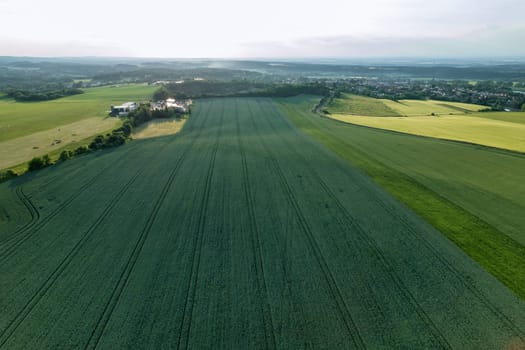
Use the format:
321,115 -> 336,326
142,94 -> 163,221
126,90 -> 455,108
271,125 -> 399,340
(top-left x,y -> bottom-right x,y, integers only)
279,99 -> 525,301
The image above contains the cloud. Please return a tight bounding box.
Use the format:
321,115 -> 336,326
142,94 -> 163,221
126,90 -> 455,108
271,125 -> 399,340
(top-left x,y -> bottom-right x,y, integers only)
239,26 -> 525,58
0,37 -> 134,57
0,0 -> 524,58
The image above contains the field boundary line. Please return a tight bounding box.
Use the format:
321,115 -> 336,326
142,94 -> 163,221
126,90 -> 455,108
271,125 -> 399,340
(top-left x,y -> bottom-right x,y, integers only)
319,111 -> 525,159
303,99 -> 525,334
276,99 -> 525,341
262,98 -> 458,348
374,190 -> 525,340
0,130 -> 153,250
283,99 -> 525,253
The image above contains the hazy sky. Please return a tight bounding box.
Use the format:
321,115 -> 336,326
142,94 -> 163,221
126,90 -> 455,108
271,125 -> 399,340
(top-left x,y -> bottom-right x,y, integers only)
1,0 -> 524,58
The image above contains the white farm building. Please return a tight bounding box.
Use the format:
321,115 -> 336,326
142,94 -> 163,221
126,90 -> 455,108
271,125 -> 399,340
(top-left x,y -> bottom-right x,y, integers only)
111,102 -> 138,116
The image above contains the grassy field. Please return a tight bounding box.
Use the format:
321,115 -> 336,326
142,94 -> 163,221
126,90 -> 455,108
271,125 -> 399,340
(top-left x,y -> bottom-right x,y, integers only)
383,99 -> 486,116
0,84 -> 155,172
327,94 -> 525,152
0,117 -> 120,170
279,95 -> 525,298
329,114 -> 525,152
1,98 -> 524,348
0,84 -> 155,142
326,94 -> 401,116
132,118 -> 187,140
326,94 -> 486,117
470,111 -> 525,124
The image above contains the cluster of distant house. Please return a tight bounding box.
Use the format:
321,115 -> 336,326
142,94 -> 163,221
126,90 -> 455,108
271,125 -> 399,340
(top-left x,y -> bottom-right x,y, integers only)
110,98 -> 192,117
151,98 -> 192,113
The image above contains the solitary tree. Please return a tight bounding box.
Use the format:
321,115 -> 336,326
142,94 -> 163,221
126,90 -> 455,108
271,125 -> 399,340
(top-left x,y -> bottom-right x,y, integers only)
28,157 -> 45,171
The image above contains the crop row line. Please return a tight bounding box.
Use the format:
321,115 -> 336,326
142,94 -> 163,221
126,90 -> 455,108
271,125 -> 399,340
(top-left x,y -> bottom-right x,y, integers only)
268,157 -> 366,349
234,100 -> 277,350
1,103 -> 208,347
85,99 -> 216,350
0,172 -> 105,262
176,100 -> 223,350
375,191 -> 525,341
0,164 -> 147,348
0,131 -> 157,251
35,126 -> 148,192
286,100 -> 525,341
258,99 -> 454,348
257,100 -> 390,326
0,155 -> 123,259
246,100 -> 366,349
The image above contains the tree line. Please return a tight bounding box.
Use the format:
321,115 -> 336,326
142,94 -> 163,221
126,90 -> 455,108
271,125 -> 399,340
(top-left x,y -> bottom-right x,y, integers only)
0,99 -> 189,182
6,88 -> 84,102
163,80 -> 329,99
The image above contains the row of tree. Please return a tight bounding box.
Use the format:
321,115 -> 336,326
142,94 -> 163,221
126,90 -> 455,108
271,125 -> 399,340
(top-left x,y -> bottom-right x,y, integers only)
8,101 -> 187,180
15,121 -> 131,177
163,80 -> 330,99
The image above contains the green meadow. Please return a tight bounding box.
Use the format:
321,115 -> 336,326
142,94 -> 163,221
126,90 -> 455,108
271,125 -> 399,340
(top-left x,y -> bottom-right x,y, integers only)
0,84 -> 156,171
0,84 -> 156,142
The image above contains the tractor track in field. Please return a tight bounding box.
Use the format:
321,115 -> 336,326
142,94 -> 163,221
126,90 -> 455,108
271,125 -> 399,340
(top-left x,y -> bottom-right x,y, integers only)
246,100 -> 366,349
176,100 -> 223,350
259,99 -> 454,348
0,160 -> 115,261
0,144 -> 144,255
374,191 -> 525,341
0,133 -> 152,251
233,101 -> 277,350
266,157 -> 366,349
1,103 -> 208,349
84,101 -> 215,350
0,119 -> 198,345
317,182 -> 452,349
0,166 -> 147,348
3,187 -> 41,242
35,145 -> 136,192
282,100 -> 525,341
322,118 -> 525,338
